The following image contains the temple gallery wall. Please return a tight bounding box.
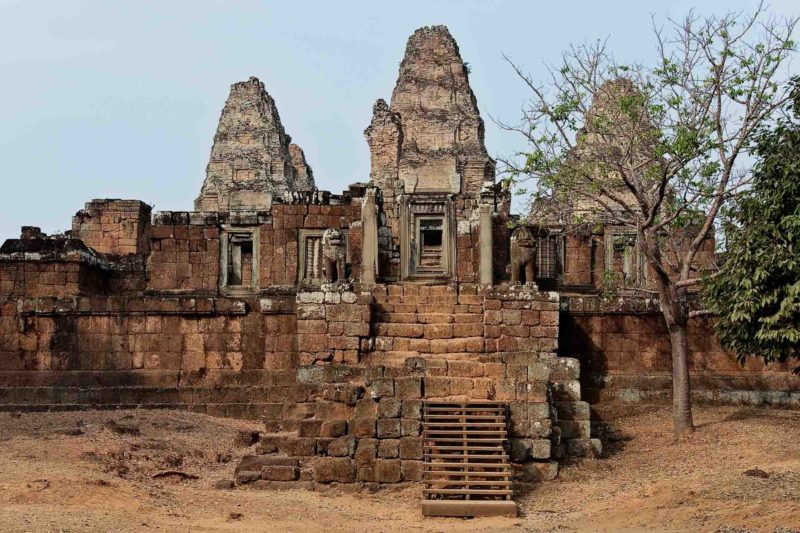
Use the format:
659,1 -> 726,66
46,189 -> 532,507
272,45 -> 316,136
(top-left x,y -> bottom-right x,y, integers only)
1,26 -> 797,490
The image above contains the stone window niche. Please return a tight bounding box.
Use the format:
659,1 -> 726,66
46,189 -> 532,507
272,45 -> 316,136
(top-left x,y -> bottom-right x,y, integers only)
220,226 -> 260,294
534,229 -> 564,287
604,227 -> 646,288
297,229 -> 350,285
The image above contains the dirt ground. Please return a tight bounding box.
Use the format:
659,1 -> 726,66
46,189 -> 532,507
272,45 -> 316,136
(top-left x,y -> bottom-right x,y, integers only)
0,405 -> 798,533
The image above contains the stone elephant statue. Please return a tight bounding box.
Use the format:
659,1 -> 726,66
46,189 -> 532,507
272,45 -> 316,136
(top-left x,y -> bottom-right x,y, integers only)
321,228 -> 346,282
510,226 -> 537,284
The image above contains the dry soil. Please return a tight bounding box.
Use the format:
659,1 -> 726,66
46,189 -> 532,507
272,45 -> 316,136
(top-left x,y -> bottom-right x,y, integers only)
0,405 -> 798,532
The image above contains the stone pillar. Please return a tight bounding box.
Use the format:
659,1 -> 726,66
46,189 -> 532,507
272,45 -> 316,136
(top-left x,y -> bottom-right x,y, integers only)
361,188 -> 378,284
479,202 -> 493,285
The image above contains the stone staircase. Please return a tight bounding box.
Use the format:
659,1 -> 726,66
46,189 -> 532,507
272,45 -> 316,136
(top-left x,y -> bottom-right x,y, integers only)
367,283 -> 486,364
422,401 -> 516,517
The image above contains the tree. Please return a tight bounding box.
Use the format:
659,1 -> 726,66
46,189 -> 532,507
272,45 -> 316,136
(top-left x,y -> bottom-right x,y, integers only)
499,4 -> 797,438
704,78 -> 800,370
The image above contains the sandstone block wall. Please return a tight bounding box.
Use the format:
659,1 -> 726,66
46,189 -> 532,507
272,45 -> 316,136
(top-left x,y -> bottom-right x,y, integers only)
71,199 -> 151,256
0,293 -> 304,418
560,296 -> 800,407
263,202 -> 361,286
147,213 -> 221,293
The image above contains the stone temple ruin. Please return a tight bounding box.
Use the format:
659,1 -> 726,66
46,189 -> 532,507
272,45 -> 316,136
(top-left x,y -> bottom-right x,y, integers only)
0,25 -> 796,516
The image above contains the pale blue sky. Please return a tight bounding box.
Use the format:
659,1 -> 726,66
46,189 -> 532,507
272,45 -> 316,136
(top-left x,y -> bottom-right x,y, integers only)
0,0 -> 797,239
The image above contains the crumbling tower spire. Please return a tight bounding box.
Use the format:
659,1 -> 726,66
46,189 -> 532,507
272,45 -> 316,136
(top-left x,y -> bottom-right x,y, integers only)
371,25 -> 493,197
364,25 -> 499,281
196,76 -> 315,212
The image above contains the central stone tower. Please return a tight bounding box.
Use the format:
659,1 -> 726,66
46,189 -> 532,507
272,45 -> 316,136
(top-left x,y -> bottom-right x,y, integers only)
365,26 -> 501,282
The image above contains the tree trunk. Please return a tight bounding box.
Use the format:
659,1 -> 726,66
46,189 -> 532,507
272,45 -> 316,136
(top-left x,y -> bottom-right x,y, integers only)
669,321 -> 694,439
640,228 -> 695,438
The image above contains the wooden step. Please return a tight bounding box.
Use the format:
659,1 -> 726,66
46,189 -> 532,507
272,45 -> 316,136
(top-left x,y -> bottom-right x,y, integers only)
425,454 -> 509,460
425,480 -> 513,487
423,414 -> 506,420
422,500 -> 517,518
422,422 -> 508,428
423,437 -> 506,443
423,461 -> 509,468
423,488 -> 513,496
424,430 -> 507,435
425,467 -> 511,474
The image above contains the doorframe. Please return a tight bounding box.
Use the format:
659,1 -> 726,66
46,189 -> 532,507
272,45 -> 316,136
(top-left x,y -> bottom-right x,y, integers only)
399,195 -> 456,281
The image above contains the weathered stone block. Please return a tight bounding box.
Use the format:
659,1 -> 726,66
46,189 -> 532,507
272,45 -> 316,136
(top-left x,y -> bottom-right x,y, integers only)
401,400 -> 422,420
374,459 -> 402,483
527,419 -> 552,439
368,378 -> 394,398
565,438 -> 602,458
401,418 -> 421,437
365,365 -> 384,384
554,401 -> 590,421
528,402 -> 551,421
559,420 -> 591,439
313,457 -> 355,483
528,361 -> 550,381
516,381 -> 548,402
550,357 -> 580,381
328,435 -> 357,457
354,398 -> 378,418
377,418 -> 401,439
377,439 -> 399,459
351,418 -> 376,438
395,377 -> 422,399
320,419 -> 348,438
510,438 -> 552,462
377,398 -> 401,418
424,376 -> 450,397
401,460 -> 424,482
280,437 -> 316,457
298,419 -> 323,437
354,438 -> 377,466
449,377 -> 474,396
261,466 -> 299,481
448,360 -> 484,377
399,437 -> 422,460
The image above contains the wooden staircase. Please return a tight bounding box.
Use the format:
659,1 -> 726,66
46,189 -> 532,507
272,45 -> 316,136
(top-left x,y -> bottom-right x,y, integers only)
421,401 -> 517,517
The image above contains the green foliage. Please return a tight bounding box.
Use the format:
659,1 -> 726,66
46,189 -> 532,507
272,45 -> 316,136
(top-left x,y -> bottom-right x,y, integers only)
600,269 -> 622,303
704,79 -> 800,368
